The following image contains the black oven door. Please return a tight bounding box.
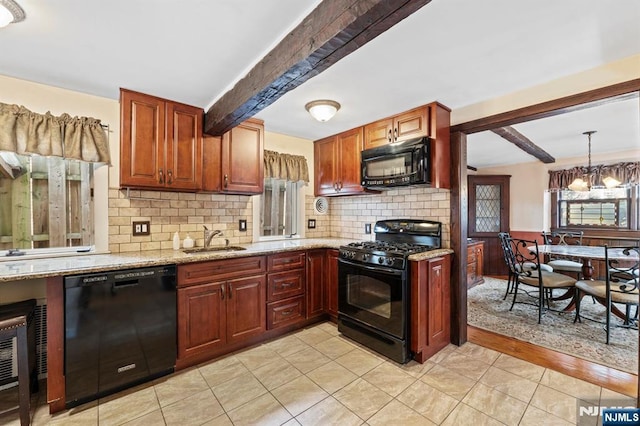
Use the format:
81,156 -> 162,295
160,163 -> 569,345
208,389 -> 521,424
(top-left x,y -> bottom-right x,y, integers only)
338,258 -> 406,339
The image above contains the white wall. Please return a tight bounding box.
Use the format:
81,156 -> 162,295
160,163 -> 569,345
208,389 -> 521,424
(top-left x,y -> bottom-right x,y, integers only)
476,149 -> 640,231
0,75 -> 119,252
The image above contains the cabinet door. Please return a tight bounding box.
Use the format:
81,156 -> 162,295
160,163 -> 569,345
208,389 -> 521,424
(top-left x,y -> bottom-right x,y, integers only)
306,249 -> 325,318
325,249 -> 339,319
202,135 -> 222,192
177,283 -> 226,360
428,257 -> 450,350
363,118 -> 393,149
221,119 -> 264,194
166,102 -> 203,191
120,90 -> 165,188
314,135 -> 338,195
393,106 -> 429,143
226,275 -> 266,343
336,127 -> 365,195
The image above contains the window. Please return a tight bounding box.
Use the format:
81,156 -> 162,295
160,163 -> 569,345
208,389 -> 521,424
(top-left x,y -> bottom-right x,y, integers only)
557,187 -> 636,229
0,153 -> 94,253
259,177 -> 302,238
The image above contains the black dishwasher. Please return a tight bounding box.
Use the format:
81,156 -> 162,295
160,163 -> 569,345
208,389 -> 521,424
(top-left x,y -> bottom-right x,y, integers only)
64,265 -> 176,408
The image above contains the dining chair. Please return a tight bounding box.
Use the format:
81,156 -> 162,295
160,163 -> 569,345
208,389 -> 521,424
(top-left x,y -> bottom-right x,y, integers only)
574,246 -> 639,344
497,232 -> 515,300
541,231 -> 584,279
507,237 -> 577,323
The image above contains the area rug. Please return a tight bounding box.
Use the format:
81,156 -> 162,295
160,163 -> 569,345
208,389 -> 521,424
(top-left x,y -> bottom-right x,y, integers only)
468,277 -> 638,374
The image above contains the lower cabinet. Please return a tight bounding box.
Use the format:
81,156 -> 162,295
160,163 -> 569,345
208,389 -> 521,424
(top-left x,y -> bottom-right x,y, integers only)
306,249 -> 326,319
266,251 -> 308,330
410,254 -> 451,363
467,241 -> 485,288
177,257 -> 266,367
325,249 -> 339,320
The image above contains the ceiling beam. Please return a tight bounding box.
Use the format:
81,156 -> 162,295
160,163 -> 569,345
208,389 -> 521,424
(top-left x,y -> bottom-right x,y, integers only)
491,126 -> 555,164
204,0 -> 432,136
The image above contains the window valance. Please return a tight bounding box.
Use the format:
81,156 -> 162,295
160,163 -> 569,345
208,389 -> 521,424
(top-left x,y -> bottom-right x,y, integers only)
264,149 -> 309,183
0,102 -> 111,164
548,161 -> 640,190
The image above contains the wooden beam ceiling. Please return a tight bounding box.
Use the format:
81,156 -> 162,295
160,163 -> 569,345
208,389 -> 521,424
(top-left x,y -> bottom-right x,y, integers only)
204,0 -> 432,136
491,126 -> 555,164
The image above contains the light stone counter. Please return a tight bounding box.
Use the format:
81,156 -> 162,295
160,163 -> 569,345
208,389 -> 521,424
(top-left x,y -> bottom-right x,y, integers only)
408,248 -> 455,261
0,239 -> 355,282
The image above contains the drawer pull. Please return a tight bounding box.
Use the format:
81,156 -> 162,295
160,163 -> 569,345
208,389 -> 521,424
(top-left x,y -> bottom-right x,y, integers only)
281,309 -> 295,316
280,282 -> 293,288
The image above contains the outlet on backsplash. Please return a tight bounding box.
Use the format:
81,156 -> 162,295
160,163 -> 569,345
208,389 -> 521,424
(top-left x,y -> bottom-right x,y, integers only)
239,219 -> 247,232
132,221 -> 151,236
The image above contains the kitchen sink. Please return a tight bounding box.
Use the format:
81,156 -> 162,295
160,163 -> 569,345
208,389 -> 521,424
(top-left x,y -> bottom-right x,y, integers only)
182,246 -> 247,254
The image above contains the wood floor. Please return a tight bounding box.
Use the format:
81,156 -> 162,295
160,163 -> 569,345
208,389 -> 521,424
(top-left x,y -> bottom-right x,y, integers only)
468,325 -> 638,399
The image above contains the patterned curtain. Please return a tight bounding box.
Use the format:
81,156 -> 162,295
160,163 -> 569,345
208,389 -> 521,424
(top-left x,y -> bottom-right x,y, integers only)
264,149 -> 309,183
0,102 -> 110,164
548,162 -> 640,190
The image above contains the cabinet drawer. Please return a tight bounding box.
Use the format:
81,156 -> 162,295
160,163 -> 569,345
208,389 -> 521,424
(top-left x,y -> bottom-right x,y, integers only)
267,269 -> 305,302
467,249 -> 477,264
267,296 -> 306,330
178,256 -> 266,287
268,251 -> 306,272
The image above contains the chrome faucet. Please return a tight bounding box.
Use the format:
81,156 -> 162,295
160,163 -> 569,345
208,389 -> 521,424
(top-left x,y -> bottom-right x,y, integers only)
203,226 -> 225,248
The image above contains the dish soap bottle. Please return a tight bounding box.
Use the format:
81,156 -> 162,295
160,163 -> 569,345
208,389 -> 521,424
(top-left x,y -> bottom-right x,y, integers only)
183,233 -> 194,249
172,231 -> 180,250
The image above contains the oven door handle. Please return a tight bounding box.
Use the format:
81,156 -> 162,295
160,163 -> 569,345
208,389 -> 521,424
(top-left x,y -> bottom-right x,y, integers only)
339,259 -> 404,276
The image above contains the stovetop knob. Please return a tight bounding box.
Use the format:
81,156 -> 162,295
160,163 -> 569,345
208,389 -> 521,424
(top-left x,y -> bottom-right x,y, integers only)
377,257 -> 384,264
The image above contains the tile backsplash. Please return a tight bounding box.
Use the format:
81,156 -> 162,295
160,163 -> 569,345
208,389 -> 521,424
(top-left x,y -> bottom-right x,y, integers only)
108,187 -> 450,253
108,189 -> 253,253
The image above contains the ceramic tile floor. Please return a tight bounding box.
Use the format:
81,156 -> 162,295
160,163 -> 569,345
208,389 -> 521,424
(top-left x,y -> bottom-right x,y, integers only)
0,321 -> 635,425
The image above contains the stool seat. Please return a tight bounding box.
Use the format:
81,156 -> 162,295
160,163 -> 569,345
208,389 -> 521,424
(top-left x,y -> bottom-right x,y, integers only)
0,299 -> 36,426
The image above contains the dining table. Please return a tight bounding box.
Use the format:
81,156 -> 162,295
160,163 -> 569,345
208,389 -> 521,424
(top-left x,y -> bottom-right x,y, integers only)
532,244 -> 639,318
535,244 -> 639,280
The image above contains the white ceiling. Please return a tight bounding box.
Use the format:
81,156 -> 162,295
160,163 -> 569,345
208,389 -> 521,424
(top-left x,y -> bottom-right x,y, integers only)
1,0 -> 639,168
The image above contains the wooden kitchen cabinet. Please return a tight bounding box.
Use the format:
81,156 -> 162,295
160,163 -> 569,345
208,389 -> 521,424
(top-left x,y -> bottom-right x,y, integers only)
364,106 -> 429,149
120,89 -> 202,191
362,102 -> 451,189
325,249 -> 339,320
314,127 -> 367,196
306,249 -> 326,319
467,240 -> 485,288
410,254 -> 451,363
177,256 -> 266,368
266,251 -> 307,330
202,118 -> 264,194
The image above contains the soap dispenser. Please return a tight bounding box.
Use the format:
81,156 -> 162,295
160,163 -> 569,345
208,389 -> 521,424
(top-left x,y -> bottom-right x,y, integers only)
172,232 -> 180,250
183,233 -> 194,249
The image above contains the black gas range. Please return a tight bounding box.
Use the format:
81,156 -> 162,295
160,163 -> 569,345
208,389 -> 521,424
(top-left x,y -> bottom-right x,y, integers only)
337,219 -> 441,363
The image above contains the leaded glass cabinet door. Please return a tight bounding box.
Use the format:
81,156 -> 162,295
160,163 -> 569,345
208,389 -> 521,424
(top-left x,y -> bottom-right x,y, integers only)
468,175 -> 510,276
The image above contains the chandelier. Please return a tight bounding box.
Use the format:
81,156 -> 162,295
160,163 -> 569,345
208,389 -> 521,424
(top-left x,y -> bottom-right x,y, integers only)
568,131 -> 621,191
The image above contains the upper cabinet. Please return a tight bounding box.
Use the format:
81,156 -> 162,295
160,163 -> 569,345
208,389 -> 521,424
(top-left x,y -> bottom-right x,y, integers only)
364,106 -> 429,149
314,127 -> 368,196
120,89 -> 202,191
202,118 -> 264,195
364,102 -> 451,189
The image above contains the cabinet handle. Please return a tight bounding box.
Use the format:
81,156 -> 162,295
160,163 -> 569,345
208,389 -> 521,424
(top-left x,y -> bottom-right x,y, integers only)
280,282 -> 293,288
220,285 -> 225,300
394,128 -> 398,141
338,181 -> 343,191
158,168 -> 164,184
281,309 -> 294,316
228,283 -> 232,299
388,129 -> 392,143
167,169 -> 173,184
224,174 -> 228,188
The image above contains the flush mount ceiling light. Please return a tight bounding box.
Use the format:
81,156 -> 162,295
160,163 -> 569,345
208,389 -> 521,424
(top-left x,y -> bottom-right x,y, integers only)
568,130 -> 621,192
0,0 -> 25,28
305,100 -> 341,122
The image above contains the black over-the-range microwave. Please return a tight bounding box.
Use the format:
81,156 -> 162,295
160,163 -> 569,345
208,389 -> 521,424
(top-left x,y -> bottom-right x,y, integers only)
361,136 -> 431,189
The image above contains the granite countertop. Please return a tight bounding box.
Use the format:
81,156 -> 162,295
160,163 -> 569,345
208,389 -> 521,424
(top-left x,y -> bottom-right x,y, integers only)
0,239 -> 455,282
0,239 -> 351,282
